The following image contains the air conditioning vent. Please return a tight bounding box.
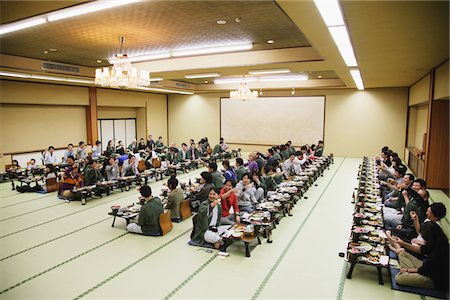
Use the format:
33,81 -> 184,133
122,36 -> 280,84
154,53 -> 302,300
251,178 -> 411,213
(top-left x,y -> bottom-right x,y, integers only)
42,62 -> 80,74
175,82 -> 191,88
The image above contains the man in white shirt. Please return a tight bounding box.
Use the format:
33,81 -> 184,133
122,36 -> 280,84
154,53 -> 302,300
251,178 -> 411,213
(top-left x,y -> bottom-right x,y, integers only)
76,141 -> 87,160
91,141 -> 102,159
44,146 -> 57,165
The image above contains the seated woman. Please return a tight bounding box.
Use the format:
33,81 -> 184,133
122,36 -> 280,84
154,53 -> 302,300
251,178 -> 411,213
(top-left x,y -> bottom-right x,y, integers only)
392,222 -> 449,292
166,176 -> 184,222
235,173 -> 258,213
191,187 -> 223,248
127,185 -> 164,236
105,140 -> 115,158
252,172 -> 267,200
105,157 -> 119,180
59,165 -> 83,200
219,180 -> 240,225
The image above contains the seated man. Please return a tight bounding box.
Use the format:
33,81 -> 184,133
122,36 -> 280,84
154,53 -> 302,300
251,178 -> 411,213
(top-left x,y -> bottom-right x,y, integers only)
384,179 -> 425,233
83,158 -> 103,186
411,202 -> 446,246
220,137 -> 229,152
121,154 -> 139,177
127,185 -> 164,236
128,139 -> 138,154
190,171 -> 214,211
190,187 -> 223,248
187,143 -> 201,169
137,138 -> 147,154
283,153 -> 301,176
63,144 -> 75,162
391,222 -> 449,293
235,157 -> 247,182
91,140 -> 102,160
76,141 -> 87,160
59,165 -> 83,200
208,162 -> 224,190
115,141 -> 126,156
27,158 -> 38,170
384,173 -> 415,208
314,140 -> 324,157
155,136 -> 165,151
380,164 -> 407,201
166,176 -> 184,222
105,157 -> 119,180
44,146 -> 57,166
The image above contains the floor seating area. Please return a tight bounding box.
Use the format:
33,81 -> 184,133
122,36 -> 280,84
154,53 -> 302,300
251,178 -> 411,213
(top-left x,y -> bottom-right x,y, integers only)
0,155 -> 447,299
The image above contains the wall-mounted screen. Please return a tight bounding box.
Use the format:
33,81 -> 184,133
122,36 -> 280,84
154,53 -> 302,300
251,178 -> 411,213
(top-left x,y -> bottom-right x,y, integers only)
220,96 -> 325,146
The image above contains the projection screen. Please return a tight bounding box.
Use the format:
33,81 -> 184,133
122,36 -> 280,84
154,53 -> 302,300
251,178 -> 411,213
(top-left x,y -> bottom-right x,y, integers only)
220,96 -> 325,146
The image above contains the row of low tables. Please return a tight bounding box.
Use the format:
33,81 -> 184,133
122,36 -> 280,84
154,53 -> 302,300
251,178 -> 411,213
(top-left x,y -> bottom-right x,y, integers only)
346,157 -> 390,284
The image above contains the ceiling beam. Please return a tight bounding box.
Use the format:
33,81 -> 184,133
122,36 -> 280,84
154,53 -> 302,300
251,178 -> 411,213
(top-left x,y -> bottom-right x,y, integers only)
133,47 -> 322,73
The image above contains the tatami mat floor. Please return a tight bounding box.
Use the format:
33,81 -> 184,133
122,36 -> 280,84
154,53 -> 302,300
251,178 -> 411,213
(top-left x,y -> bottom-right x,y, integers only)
0,157 -> 448,299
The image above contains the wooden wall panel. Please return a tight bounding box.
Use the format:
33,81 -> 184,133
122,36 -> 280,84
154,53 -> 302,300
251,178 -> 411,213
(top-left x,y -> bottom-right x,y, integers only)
426,100 -> 449,189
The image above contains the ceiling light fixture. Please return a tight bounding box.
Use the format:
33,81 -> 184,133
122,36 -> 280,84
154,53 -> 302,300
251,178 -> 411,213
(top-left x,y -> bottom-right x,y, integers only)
97,60 -> 102,63
216,19 -> 227,25
185,73 -> 220,79
328,26 -> 351,46
136,87 -> 194,95
230,77 -> 258,101
337,45 -> 357,67
108,52 -> 171,64
258,74 -> 308,82
47,0 -> 140,22
291,88 -> 296,95
214,76 -> 258,84
248,68 -> 290,75
0,16 -> 46,36
149,77 -> 163,81
350,69 -> 364,90
313,0 -> 345,26
267,40 -> 274,44
95,36 -> 150,89
172,43 -> 253,57
0,70 -> 95,84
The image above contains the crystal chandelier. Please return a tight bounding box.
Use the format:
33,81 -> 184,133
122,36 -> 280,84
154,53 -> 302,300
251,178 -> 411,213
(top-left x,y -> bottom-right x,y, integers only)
229,80 -> 258,101
95,37 -> 150,89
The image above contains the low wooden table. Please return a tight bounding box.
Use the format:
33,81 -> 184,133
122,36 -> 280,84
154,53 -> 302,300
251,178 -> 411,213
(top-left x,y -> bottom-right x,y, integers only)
108,211 -> 139,227
222,224 -> 263,257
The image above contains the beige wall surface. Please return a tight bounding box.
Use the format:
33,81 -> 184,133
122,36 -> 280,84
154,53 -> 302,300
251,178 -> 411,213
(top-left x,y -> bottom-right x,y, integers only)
97,88 -> 149,107
168,88 -> 408,159
434,60 -> 449,100
168,93 -> 221,147
414,104 -> 429,150
409,74 -> 430,106
146,95 -> 167,144
0,80 -> 89,106
97,107 -> 137,119
407,106 -> 418,148
0,104 -> 87,154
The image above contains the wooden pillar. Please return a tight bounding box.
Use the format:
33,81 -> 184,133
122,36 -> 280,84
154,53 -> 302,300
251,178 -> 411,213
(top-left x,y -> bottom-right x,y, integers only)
86,87 -> 98,145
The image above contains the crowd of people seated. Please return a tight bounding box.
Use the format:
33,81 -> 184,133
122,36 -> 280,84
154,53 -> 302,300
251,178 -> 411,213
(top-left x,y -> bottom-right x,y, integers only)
372,146 -> 449,293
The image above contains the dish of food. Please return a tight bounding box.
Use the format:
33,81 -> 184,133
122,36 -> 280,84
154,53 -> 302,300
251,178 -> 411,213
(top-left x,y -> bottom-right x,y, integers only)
232,231 -> 243,238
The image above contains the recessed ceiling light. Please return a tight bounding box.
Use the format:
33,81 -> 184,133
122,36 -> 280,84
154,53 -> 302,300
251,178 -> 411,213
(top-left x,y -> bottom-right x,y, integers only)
96,60 -> 102,63
234,17 -> 241,23
204,80 -> 208,84
216,19 -> 227,25
318,75 -> 323,79
185,73 -> 220,79
43,50 -> 48,54
49,48 -> 58,52
267,40 -> 274,44
249,68 -> 290,75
